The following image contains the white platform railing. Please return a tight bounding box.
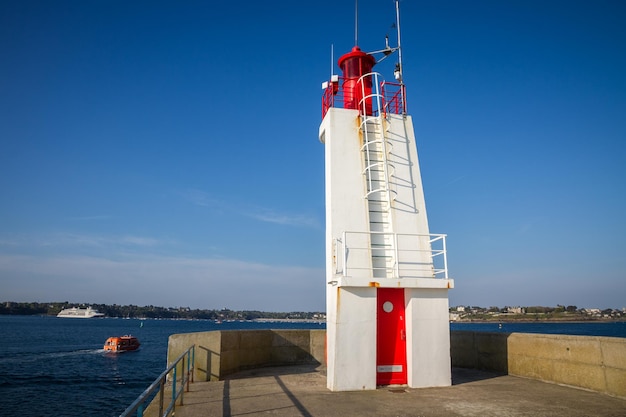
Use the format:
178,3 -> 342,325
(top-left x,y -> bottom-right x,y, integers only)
335,231 -> 448,279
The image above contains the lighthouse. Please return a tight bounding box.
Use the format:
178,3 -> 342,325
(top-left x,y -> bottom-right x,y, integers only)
319,2 -> 454,391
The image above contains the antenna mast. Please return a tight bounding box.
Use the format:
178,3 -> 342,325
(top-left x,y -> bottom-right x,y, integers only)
395,0 -> 406,113
331,44 -> 334,77
395,0 -> 403,84
354,0 -> 359,45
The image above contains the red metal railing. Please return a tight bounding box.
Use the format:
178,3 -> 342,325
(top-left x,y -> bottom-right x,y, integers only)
380,81 -> 406,117
321,74 -> 406,119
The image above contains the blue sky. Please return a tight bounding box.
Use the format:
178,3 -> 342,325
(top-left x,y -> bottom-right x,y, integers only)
1,0 -> 624,312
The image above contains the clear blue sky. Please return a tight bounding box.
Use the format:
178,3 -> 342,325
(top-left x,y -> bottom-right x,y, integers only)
1,0 -> 624,311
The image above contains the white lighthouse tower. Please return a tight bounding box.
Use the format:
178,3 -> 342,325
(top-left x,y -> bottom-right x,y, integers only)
319,2 -> 454,391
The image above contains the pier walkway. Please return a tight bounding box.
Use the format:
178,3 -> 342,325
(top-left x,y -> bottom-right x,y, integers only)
171,365 -> 626,417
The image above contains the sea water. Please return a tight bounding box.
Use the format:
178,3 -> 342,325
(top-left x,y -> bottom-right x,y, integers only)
0,316 -> 623,417
0,316 -> 325,417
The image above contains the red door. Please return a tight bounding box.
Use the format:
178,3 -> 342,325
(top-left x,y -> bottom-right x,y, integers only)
376,288 -> 407,385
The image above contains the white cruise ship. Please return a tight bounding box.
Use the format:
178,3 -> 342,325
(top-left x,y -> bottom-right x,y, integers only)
56,306 -> 104,318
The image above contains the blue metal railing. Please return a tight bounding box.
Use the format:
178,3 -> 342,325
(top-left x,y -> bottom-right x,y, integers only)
119,345 -> 195,417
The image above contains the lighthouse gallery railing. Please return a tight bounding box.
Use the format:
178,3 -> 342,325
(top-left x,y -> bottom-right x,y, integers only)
335,231 -> 449,279
322,73 -> 406,119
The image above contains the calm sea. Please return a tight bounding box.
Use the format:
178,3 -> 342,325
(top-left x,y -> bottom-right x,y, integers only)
0,316 -> 624,417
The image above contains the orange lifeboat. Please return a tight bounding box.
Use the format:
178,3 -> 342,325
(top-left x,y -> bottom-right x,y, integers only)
103,335 -> 140,353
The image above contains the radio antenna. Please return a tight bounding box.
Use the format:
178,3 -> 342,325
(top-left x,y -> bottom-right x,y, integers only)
394,0 -> 406,113
354,0 -> 359,45
395,0 -> 403,85
330,44 -> 334,77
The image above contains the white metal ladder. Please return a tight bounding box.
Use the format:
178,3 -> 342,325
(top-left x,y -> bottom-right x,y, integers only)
358,73 -> 398,278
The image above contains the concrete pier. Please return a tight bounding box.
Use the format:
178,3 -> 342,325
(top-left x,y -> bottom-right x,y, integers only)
153,329 -> 626,416
167,364 -> 626,417
167,329 -> 626,398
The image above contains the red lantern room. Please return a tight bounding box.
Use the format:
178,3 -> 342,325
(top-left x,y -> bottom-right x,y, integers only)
338,46 -> 376,113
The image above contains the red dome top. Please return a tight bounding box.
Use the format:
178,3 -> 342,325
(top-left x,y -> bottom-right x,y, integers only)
337,46 -> 376,78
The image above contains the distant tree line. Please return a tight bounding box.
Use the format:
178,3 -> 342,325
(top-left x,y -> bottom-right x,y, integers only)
0,301 -> 325,320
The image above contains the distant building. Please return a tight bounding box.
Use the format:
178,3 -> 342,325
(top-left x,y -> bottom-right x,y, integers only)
584,308 -> 601,316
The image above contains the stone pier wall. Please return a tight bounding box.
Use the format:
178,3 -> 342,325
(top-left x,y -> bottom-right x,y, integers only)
451,331 -> 626,398
167,329 -> 326,382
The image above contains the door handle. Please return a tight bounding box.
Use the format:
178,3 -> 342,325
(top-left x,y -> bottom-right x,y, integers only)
401,329 -> 406,340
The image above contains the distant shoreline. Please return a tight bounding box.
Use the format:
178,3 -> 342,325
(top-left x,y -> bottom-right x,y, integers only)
251,318 -> 325,323
453,317 -> 625,324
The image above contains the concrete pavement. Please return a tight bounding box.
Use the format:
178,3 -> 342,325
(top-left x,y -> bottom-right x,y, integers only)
171,364 -> 626,417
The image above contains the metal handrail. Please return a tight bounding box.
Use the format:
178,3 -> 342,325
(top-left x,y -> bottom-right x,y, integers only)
380,81 -> 406,116
338,231 -> 449,279
119,345 -> 195,417
321,75 -> 405,119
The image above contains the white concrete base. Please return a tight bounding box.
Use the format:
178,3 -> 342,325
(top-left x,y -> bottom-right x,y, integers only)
326,284 -> 452,391
326,286 -> 377,391
406,288 -> 452,388
321,106 -> 452,391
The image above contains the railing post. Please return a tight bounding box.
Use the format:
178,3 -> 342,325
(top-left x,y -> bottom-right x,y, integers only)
191,346 -> 195,384
206,348 -> 211,381
342,231 -> 347,277
180,356 -> 185,406
185,350 -> 191,390
442,235 -> 448,279
394,233 -> 400,278
380,81 -> 386,118
172,366 -> 177,411
159,379 -> 165,416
